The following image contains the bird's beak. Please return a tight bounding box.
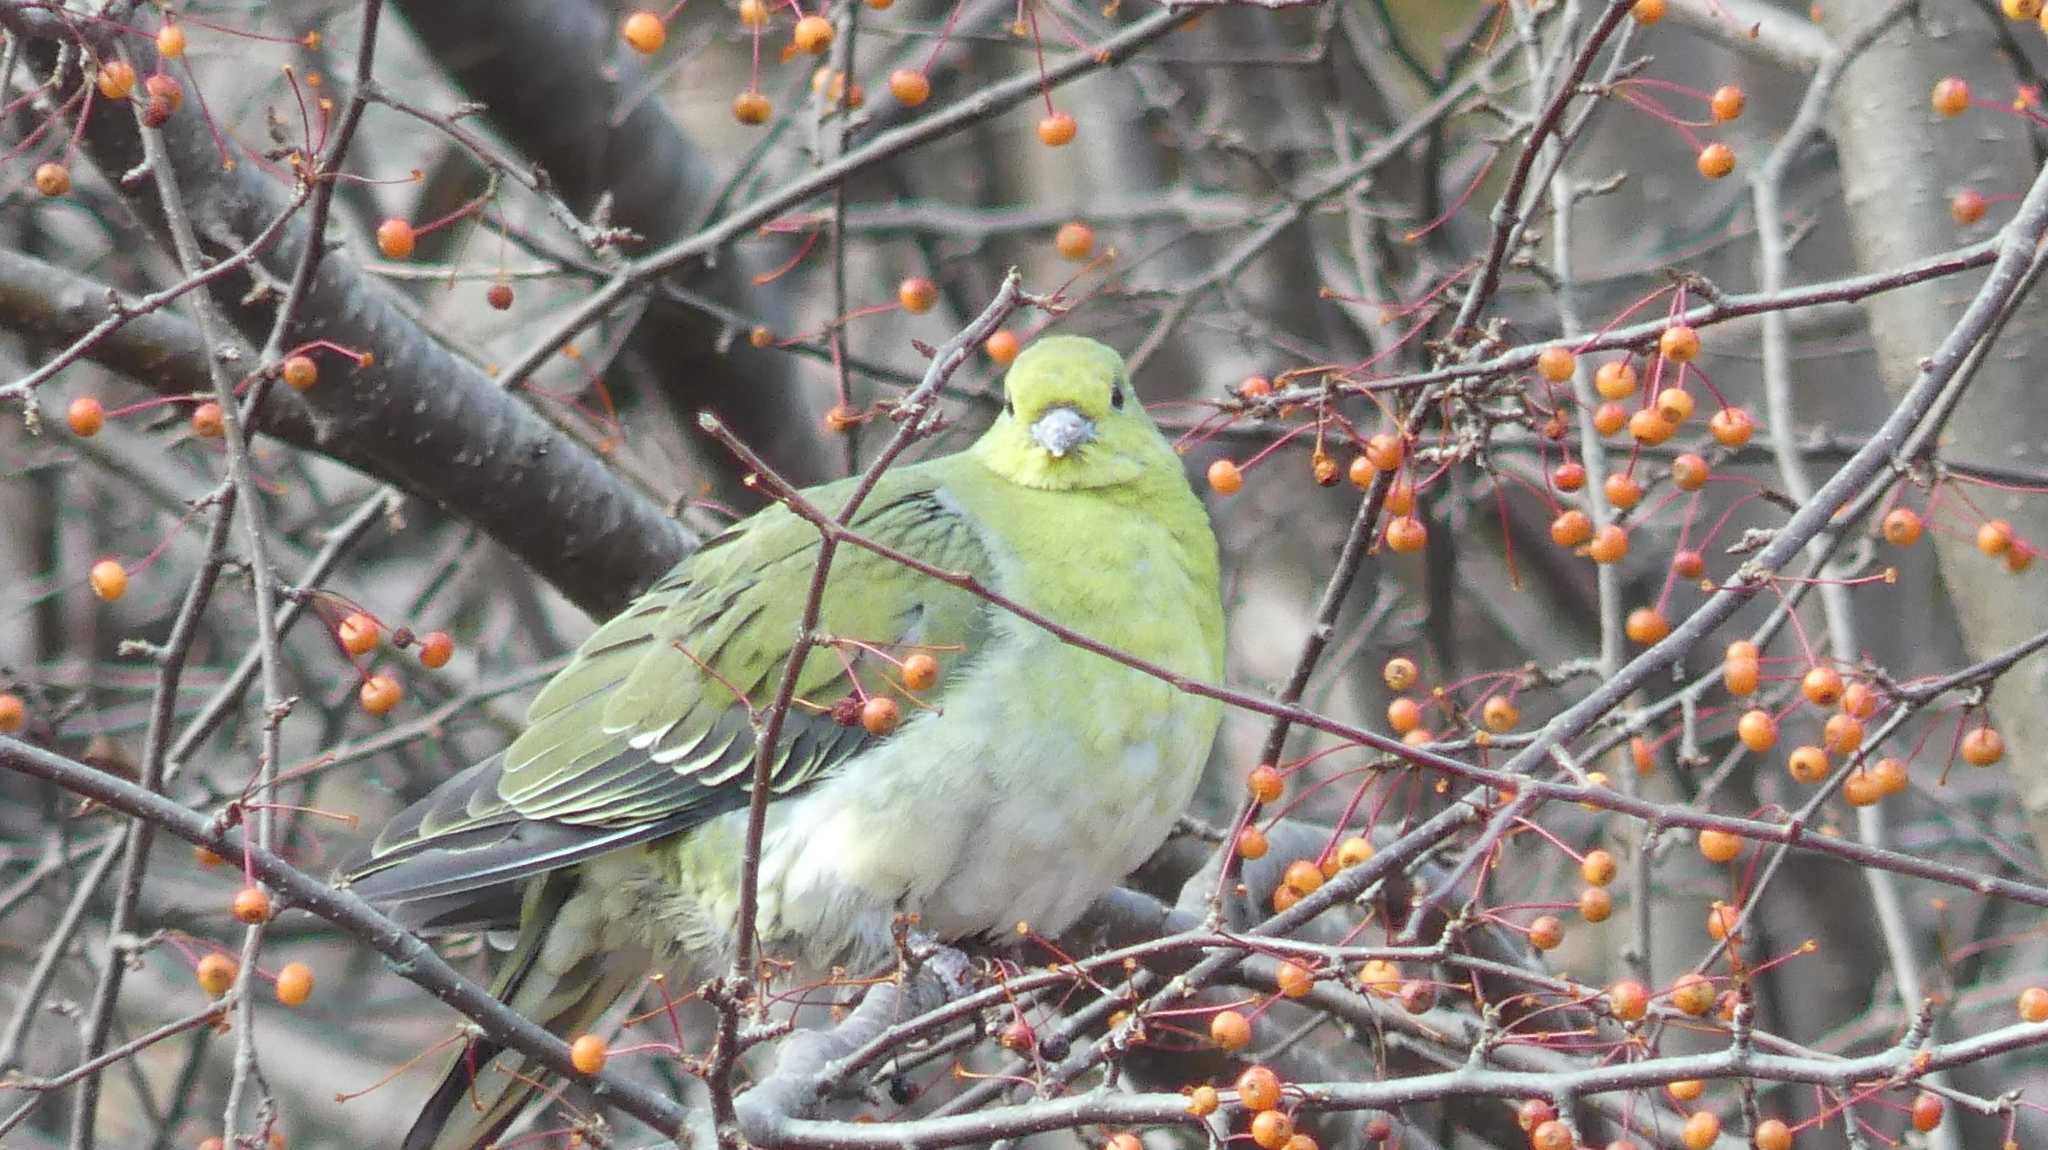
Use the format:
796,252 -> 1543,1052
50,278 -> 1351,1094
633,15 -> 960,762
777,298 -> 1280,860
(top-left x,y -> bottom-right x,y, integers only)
1029,406 -> 1095,458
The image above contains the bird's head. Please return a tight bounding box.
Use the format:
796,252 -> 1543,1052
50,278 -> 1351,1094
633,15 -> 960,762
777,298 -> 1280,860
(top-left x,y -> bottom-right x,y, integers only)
973,335 -> 1170,490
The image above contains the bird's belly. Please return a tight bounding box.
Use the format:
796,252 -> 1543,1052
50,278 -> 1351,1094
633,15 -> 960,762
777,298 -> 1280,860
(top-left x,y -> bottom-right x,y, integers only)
663,636 -> 1216,974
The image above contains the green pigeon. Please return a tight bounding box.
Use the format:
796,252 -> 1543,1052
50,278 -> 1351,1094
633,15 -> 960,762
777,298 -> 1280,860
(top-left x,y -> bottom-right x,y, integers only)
346,335 -> 1226,1150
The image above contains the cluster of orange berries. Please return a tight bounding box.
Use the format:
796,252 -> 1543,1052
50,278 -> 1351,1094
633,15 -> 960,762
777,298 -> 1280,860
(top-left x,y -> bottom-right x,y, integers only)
334,611 -> 455,717
618,7 -> 1076,141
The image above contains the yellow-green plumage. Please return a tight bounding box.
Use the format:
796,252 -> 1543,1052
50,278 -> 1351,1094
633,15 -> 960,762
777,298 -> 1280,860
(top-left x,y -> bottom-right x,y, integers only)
347,336 -> 1222,1150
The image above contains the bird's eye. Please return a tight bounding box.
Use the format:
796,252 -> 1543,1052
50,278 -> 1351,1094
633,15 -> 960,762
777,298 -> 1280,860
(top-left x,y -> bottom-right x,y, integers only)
1110,383 -> 1126,409
1005,396 -> 1015,416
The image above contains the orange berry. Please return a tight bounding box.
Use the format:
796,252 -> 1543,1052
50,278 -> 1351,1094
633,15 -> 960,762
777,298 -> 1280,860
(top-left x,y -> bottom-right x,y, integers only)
1346,455 -> 1374,488
89,559 -> 128,602
1054,221 -> 1095,260
985,329 -> 1021,365
157,22 -> 187,58
889,68 -> 931,107
1578,885 -> 1613,922
1656,387 -> 1696,425
1696,142 -> 1735,179
34,162 -> 70,197
749,325 -> 774,348
1910,1093 -> 1943,1133
1385,515 -> 1427,553
1337,836 -> 1375,868
1723,656 -> 1760,696
1283,1136 -> 1318,1150
1736,709 -> 1777,752
1605,473 -> 1643,510
1786,744 -> 1829,784
1274,960 -> 1314,999
1553,460 -> 1587,491
1036,111 -> 1077,147
1670,972 -> 1715,1016
2019,986 -> 2048,1023
1607,978 -> 1650,1022
1629,409 -> 1674,446
1551,509 -> 1593,548
1383,478 -> 1415,517
1659,324 -> 1701,363
1383,656 -> 1419,691
280,354 -> 319,391
1682,1111 -> 1720,1150
1594,359 -> 1638,400
359,674 -> 402,716
195,845 -> 226,871
1667,549 -> 1704,580
1236,826 -> 1269,860
1580,848 -> 1616,887
376,218 -> 416,259
2006,543 -> 2036,573
1588,523 -> 1628,565
1710,405 -> 1755,446
1667,1079 -> 1704,1103
622,10 -> 667,53
1822,713 -> 1864,756
1388,697 -> 1424,734
1250,1110 -> 1294,1150
1209,1009 -> 1252,1051
1881,507 -> 1923,546
418,630 -> 455,669
1631,0 -> 1665,22
1872,756 -> 1908,795
337,612 -> 380,655
1207,459 -> 1244,496
1709,84 -> 1746,122
733,90 -> 773,124
1727,639 -> 1760,661
1671,453 -> 1710,492
1977,519 -> 2015,557
1625,607 -> 1670,645
1536,346 -> 1576,382
1246,763 -> 1284,804
1519,1100 -> 1559,1132
68,396 -> 106,437
792,14 -> 834,53
1364,432 -> 1405,472
1481,695 -> 1520,733
1699,828 -> 1744,863
486,281 -> 515,310
1237,1065 -> 1283,1110
97,59 -> 137,101
1952,189 -> 1988,226
897,276 -> 937,313
1528,914 -> 1564,951
2006,0 -> 2045,16
1310,452 -> 1339,487
1185,1086 -> 1220,1117
190,401 -> 226,439
1932,77 -> 1970,117
1962,725 -> 2004,766
0,692 -> 24,734
196,953 -> 238,997
1358,959 -> 1402,995
1238,375 -> 1274,399
145,72 -> 184,111
1708,901 -> 1739,943
1753,1118 -> 1792,1150
232,885 -> 272,924
860,696 -> 901,736
738,0 -> 770,26
1801,665 -> 1843,706
1843,770 -> 1883,807
901,652 -> 939,692
1532,1119 -> 1574,1150
1591,401 -> 1626,437
568,1033 -> 609,1074
275,962 -> 314,1006
1106,1135 -> 1142,1150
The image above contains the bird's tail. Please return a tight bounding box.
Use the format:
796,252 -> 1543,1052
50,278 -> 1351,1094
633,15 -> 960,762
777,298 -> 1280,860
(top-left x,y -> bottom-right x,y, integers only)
404,871 -> 645,1150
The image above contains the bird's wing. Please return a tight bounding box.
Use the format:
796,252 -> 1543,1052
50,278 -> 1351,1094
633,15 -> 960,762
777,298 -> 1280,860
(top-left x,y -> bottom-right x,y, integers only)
345,470 -> 998,921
